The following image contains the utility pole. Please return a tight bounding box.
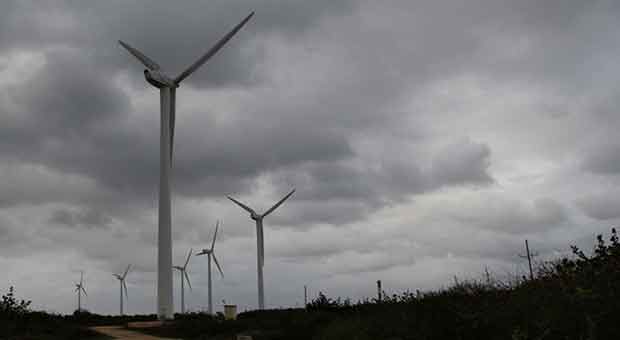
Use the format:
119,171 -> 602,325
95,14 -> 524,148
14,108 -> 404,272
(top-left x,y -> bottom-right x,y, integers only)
519,239 -> 538,280
376,280 -> 382,301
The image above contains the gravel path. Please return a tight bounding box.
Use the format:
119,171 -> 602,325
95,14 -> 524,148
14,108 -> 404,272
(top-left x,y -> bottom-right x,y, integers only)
91,326 -> 180,340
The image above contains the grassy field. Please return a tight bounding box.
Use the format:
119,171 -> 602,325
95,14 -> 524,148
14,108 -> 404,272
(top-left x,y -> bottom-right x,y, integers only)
3,229 -> 619,339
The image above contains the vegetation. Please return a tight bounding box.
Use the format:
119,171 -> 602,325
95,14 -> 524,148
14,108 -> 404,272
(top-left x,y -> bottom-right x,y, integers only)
2,229 -> 619,339
0,288 -> 154,339
141,229 -> 620,339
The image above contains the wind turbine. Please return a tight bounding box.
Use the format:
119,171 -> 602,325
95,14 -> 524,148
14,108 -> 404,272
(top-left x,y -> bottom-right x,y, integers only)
173,249 -> 193,314
227,189 -> 295,309
196,221 -> 224,315
74,271 -> 87,312
113,265 -> 131,315
119,12 -> 254,320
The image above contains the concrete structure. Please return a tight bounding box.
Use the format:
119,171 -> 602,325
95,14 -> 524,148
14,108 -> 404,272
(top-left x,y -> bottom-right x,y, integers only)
196,221 -> 224,314
224,305 -> 237,320
227,189 -> 295,309
118,12 -> 254,319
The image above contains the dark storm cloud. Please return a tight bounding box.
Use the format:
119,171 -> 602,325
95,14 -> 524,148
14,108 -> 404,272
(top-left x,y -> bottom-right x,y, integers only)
576,193 -> 620,221
0,0 -> 499,225
0,0 -> 361,212
581,143 -> 620,175
0,218 -> 10,243
446,196 -> 568,234
0,0 -> 357,87
270,139 -> 493,226
430,139 -> 493,187
49,208 -> 112,229
0,0 -> 606,231
11,50 -> 129,133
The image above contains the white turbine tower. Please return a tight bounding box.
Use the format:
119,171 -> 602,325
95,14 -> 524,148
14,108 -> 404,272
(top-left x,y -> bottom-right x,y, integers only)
119,12 -> 254,320
74,271 -> 87,312
173,249 -> 193,314
113,265 -> 131,315
227,189 -> 295,310
196,221 -> 224,315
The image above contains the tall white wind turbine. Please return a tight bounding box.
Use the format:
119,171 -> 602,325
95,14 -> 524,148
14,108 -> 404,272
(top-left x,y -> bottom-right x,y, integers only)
119,12 -> 254,320
173,249 -> 193,314
113,265 -> 131,315
74,271 -> 87,312
196,221 -> 224,315
227,189 -> 295,310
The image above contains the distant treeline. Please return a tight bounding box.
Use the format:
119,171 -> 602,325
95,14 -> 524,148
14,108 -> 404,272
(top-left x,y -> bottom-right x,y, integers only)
2,229 -> 619,339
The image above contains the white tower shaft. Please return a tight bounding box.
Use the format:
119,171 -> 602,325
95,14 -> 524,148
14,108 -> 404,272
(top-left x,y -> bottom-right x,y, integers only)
256,219 -> 264,309
208,254 -> 213,314
158,88 -> 174,319
180,270 -> 185,314
119,280 -> 124,315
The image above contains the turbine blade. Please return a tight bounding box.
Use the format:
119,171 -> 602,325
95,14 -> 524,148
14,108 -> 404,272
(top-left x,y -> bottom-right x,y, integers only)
82,286 -> 88,297
80,271 -> 83,285
123,264 -> 131,279
184,248 -> 193,268
262,189 -> 295,217
174,12 -> 254,84
212,253 -> 224,278
211,220 -> 219,251
114,274 -> 121,280
118,40 -> 161,70
227,196 -> 255,214
123,280 -> 129,300
195,250 -> 207,256
184,270 -> 192,290
169,87 -> 175,164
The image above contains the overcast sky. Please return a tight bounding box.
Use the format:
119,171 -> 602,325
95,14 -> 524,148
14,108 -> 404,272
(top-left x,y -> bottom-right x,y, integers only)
1,0 -> 619,315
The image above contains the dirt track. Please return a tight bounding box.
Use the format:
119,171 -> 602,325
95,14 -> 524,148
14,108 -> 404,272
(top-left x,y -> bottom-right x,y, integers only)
91,326 -> 180,340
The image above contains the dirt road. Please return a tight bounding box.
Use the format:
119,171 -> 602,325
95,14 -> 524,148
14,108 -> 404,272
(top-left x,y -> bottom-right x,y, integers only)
91,326 -> 180,340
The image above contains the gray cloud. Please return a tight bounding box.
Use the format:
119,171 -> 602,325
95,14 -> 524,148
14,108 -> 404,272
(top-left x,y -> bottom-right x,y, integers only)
581,143 -> 620,175
49,208 -> 112,230
270,139 -> 493,225
430,139 -> 493,186
576,192 -> 620,220
443,196 -> 568,234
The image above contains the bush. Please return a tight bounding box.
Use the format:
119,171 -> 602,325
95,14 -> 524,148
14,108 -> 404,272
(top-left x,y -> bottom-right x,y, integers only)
1,286 -> 31,317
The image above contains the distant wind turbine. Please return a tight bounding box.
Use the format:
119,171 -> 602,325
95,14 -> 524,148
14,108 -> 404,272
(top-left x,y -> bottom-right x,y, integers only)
74,271 -> 87,312
227,189 -> 295,309
173,249 -> 193,314
113,265 -> 131,315
119,11 -> 254,320
196,221 -> 224,315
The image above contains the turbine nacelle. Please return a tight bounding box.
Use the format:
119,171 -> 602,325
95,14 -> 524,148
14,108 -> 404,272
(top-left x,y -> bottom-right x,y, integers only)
144,69 -> 178,89
196,249 -> 212,256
